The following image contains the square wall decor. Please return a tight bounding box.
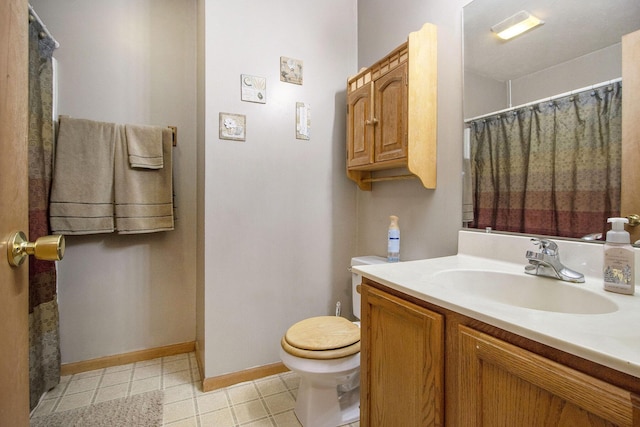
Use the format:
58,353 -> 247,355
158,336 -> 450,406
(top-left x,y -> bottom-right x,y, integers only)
241,74 -> 266,103
219,113 -> 246,141
280,56 -> 303,85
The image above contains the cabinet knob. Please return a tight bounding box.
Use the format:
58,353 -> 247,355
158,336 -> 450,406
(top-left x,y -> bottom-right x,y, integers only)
365,118 -> 379,126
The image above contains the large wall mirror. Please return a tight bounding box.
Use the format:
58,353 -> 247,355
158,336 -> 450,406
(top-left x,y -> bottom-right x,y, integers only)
463,0 -> 640,241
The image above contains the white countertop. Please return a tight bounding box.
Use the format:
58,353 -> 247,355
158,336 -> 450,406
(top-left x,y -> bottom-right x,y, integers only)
353,230 -> 640,378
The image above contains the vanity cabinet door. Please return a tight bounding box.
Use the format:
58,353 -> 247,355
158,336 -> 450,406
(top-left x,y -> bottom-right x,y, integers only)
458,325 -> 635,427
361,284 -> 444,427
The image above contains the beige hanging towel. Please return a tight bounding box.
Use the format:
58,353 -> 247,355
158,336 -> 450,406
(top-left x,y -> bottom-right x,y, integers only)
125,124 -> 164,169
49,117 -> 116,234
114,124 -> 174,234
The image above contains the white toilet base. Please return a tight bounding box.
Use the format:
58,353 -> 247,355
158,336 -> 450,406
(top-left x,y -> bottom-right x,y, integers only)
280,349 -> 360,427
294,376 -> 359,427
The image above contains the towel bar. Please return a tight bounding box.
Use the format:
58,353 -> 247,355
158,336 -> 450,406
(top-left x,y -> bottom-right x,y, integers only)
168,126 -> 177,146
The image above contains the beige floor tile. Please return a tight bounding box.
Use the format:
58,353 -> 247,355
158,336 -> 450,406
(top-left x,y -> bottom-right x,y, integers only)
130,376 -> 161,395
100,369 -> 132,387
227,382 -> 260,405
164,382 -> 197,404
199,407 -> 235,427
233,399 -> 268,424
255,377 -> 288,397
65,376 -> 101,395
164,369 -> 193,388
242,417 -> 275,427
55,390 -> 94,412
164,399 -> 196,424
263,391 -> 296,414
164,417 -> 198,427
93,382 -> 129,403
164,358 -> 190,374
134,364 -> 163,381
272,410 -> 302,427
196,390 -> 229,414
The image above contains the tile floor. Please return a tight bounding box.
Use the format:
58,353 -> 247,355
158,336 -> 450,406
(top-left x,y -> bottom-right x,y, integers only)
30,352 -> 360,427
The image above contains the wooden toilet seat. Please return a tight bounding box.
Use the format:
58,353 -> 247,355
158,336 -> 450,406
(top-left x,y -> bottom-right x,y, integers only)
282,316 -> 361,360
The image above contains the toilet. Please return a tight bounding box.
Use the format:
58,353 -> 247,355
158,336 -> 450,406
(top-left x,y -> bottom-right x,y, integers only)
280,256 -> 388,427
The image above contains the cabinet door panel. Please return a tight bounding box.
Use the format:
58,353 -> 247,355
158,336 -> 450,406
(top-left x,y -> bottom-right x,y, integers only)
361,285 -> 444,426
374,64 -> 408,163
458,325 -> 634,427
347,83 -> 373,167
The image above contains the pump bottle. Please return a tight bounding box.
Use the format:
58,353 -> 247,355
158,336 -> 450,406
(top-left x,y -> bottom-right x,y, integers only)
387,215 -> 400,262
603,217 -> 635,295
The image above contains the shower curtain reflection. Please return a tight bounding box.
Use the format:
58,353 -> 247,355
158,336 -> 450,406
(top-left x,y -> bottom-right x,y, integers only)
468,82 -> 622,239
28,11 -> 60,410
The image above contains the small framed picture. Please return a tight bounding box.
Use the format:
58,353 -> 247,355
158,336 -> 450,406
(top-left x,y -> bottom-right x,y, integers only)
280,56 -> 303,85
241,74 -> 266,103
219,113 -> 246,141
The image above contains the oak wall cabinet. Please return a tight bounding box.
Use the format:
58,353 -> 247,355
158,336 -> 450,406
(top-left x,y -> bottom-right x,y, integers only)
346,23 -> 437,191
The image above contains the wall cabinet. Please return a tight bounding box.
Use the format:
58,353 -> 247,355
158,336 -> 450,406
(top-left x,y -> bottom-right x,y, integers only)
346,23 -> 437,191
360,281 -> 640,426
360,284 -> 444,426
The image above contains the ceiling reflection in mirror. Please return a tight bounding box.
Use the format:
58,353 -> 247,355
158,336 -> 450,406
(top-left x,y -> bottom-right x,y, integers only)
462,0 -> 640,240
464,0 -> 640,119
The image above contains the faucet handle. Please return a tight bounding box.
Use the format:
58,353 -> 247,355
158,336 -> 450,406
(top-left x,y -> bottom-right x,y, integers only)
530,238 -> 558,255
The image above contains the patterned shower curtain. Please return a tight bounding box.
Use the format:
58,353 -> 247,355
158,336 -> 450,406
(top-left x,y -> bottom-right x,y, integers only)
28,14 -> 60,410
469,82 -> 622,239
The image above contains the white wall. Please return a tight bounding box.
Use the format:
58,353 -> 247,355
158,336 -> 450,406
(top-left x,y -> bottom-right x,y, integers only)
200,0 -> 358,377
30,0 -> 470,377
30,0 -> 198,363
356,0 -> 468,261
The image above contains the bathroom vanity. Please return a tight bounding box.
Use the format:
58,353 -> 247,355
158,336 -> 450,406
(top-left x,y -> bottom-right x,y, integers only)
355,230 -> 640,426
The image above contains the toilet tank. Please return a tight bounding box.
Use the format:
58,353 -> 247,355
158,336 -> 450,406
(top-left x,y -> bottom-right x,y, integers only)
351,256 -> 388,319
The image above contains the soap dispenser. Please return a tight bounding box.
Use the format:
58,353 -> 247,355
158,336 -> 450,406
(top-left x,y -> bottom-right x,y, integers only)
603,217 -> 635,295
387,215 -> 400,262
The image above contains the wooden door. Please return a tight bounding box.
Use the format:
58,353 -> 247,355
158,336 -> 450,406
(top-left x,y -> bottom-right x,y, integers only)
361,285 -> 444,427
0,0 -> 30,425
347,82 -> 374,168
621,28 -> 640,242
374,63 -> 408,164
458,325 -> 634,426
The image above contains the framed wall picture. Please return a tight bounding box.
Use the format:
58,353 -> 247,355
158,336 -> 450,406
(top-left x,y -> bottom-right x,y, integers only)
219,113 -> 246,141
280,56 -> 303,85
241,74 -> 266,103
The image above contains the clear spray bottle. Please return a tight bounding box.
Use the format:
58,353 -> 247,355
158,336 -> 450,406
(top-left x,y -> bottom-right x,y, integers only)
387,215 -> 400,262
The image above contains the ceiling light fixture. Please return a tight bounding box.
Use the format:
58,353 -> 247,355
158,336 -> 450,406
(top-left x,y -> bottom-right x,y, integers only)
491,10 -> 544,40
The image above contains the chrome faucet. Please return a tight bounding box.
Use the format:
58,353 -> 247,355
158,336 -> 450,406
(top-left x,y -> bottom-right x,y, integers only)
525,238 -> 585,283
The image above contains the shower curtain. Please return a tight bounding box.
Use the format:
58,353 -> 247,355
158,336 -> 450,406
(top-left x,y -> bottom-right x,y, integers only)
28,12 -> 60,410
469,82 -> 622,239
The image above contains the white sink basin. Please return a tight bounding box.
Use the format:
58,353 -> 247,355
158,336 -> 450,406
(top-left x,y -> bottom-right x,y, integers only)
433,269 -> 618,314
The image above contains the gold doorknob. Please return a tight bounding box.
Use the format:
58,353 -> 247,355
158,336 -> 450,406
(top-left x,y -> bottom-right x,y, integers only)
7,231 -> 65,267
627,214 -> 640,227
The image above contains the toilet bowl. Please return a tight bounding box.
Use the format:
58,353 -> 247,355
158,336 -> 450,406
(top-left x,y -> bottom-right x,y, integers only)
280,256 -> 388,427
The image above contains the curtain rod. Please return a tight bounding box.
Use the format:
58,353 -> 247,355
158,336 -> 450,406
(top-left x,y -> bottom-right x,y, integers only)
464,77 -> 622,123
28,4 -> 60,49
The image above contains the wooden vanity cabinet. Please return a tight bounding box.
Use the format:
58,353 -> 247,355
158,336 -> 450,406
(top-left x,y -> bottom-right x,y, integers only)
360,284 -> 444,426
360,280 -> 640,427
458,326 -> 635,427
346,23 -> 437,191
